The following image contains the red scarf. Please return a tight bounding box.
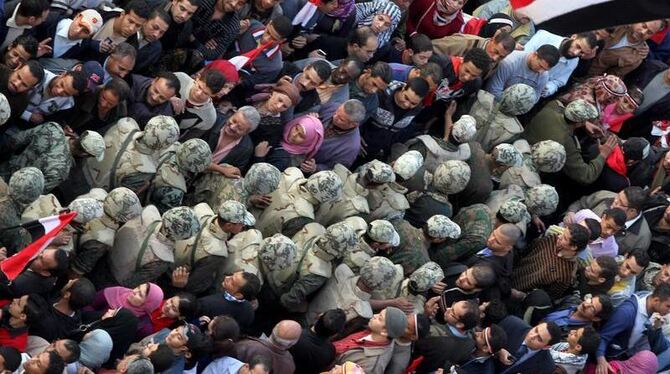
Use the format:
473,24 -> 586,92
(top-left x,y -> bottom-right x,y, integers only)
149,301 -> 177,333
606,145 -> 628,177
332,330 -> 390,355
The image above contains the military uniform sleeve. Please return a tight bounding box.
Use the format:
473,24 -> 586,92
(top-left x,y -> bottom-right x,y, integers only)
119,173 -> 154,196
561,136 -> 605,185
120,261 -> 170,289
0,210 -> 32,256
71,240 -> 112,275
282,217 -> 314,238
280,274 -> 328,312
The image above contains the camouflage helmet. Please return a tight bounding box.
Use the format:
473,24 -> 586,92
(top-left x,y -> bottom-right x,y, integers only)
359,256 -> 398,290
142,116 -> 180,150
493,143 -> 523,167
259,234 -> 297,271
433,160 -> 471,194
409,261 -> 444,292
305,171 -> 343,203
244,163 -> 281,195
393,150 -> 423,180
498,199 -> 528,224
8,167 -> 44,205
525,184 -> 559,217
426,215 -> 461,239
79,131 -> 105,161
69,198 -> 104,223
161,206 -> 201,241
320,221 -> 359,258
365,160 -> 395,184
564,99 -> 598,123
0,93 -> 10,125
176,139 -> 213,173
368,220 -> 400,246
531,140 -> 566,173
451,115 -> 477,143
499,84 -> 536,116
218,200 -> 255,226
499,166 -> 541,190
104,187 -> 142,223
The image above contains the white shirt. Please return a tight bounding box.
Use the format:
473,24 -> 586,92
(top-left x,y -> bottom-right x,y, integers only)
53,19 -> 83,58
625,213 -> 643,230
1,3 -> 33,50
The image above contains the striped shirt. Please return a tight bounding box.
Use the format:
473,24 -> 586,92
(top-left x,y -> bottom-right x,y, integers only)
191,0 -> 240,60
511,235 -> 578,299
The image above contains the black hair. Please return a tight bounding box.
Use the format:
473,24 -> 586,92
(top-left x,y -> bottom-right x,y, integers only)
459,300 -> 481,330
566,223 -> 590,251
493,31 -> 516,53
603,208 -> 627,227
65,70 -> 88,95
583,218 -> 602,241
369,61 -> 393,84
595,294 -> 614,321
623,186 -> 648,212
155,71 -> 181,94
463,47 -> 492,77
9,35 -> 38,58
349,26 -> 377,47
44,351 -> 65,374
270,16 -> 293,39
629,87 -> 644,106
407,33 -> 432,53
308,60 -> 332,81
339,57 -> 364,79
148,7 -> 171,25
482,299 -> 507,326
249,355 -> 272,372
17,0 -> 49,18
174,292 -> 197,319
536,44 -> 561,67
628,248 -> 651,269
124,0 -> 153,19
61,339 -> 80,363
177,0 -> 202,6
577,326 -> 601,356
405,77 -> 430,98
488,324 -> 508,353
149,344 -> 176,372
416,314 -> 431,339
0,346 -> 21,372
201,69 -> 226,93
52,249 -> 70,275
209,315 -> 240,358
239,272 -> 262,300
184,330 -> 213,361
576,32 -> 598,49
24,294 -> 47,325
418,62 -> 443,84
652,282 -> 670,301
314,308 -> 346,338
472,264 -> 496,288
479,13 -> 514,38
594,256 -> 619,283
68,277 -> 96,310
104,77 -> 131,102
25,60 -> 45,82
546,322 -> 562,346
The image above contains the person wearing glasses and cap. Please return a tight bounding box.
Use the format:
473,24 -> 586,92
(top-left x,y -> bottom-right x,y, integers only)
32,8 -> 103,59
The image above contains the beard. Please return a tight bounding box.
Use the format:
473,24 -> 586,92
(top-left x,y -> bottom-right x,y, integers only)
560,39 -> 575,59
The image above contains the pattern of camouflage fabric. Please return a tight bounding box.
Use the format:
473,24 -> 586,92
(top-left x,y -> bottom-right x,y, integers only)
104,187 -> 142,223
80,131 -> 106,161
0,93 -> 9,125
498,199 -> 528,223
218,200 -> 255,225
494,143 -> 523,167
498,83 -> 536,116
393,150 -> 424,180
245,162 -> 282,195
161,206 -> 200,240
321,221 -> 359,258
526,184 -> 559,216
8,167 -> 44,206
177,139 -> 213,173
368,220 -> 400,246
564,99 -> 598,123
499,166 -> 541,190
259,233 -> 298,271
305,171 -> 344,203
451,115 -> 477,143
69,197 -> 104,223
141,116 -> 180,150
432,160 -> 471,194
531,140 -> 566,173
364,160 -> 395,184
409,261 -> 444,292
359,256 -> 398,290
426,215 -> 461,239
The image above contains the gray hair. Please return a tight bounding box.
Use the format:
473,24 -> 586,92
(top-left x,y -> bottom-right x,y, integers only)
126,357 -> 154,374
342,99 -> 366,123
237,105 -> 261,132
111,42 -> 137,61
498,223 -> 522,242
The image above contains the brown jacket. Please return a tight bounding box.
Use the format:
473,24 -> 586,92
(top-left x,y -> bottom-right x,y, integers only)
432,34 -> 498,78
236,337 -> 296,374
588,26 -> 650,78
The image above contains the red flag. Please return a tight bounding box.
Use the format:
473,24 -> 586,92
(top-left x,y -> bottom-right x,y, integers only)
229,41 -> 277,71
1,212 -> 77,281
293,0 -> 321,26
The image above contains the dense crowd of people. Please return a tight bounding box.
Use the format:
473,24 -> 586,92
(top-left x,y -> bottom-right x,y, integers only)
0,0 -> 669,372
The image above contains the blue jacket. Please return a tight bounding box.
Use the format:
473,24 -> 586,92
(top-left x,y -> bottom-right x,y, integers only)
596,294 -> 639,358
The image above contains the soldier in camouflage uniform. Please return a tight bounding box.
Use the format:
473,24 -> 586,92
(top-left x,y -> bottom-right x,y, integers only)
167,200 -> 255,296
430,203 -> 494,268
0,167 -> 44,255
148,139 -> 213,213
256,168 -> 343,237
221,228 -> 265,286
187,162 -> 282,212
495,198 -> 531,236
307,256 -> 399,324
530,140 -> 567,174
487,143 -> 523,183
83,116 -> 180,199
280,221 -> 358,313
343,219 -> 401,273
361,160 -> 410,222
71,187 -> 142,277
525,184 -> 560,217
392,214 -> 461,274
393,150 -> 428,195
405,160 -> 471,228
371,261 -> 444,314
102,205 -> 200,288
0,123 -> 105,192
314,163 -> 370,227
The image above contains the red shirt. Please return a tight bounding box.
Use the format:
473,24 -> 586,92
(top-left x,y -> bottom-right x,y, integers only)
149,301 -> 176,334
407,0 -> 464,39
332,330 -> 391,356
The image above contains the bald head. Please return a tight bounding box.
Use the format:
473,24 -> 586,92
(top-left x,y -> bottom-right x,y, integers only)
498,223 -> 522,242
271,320 -> 302,350
487,223 -> 521,253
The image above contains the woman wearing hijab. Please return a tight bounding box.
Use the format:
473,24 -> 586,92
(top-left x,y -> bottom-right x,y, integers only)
354,0 -> 401,49
248,79 -> 302,147
261,114 -> 325,171
315,0 -> 357,36
87,282 -> 164,319
584,350 -> 658,373
66,329 -> 113,373
407,0 -> 468,39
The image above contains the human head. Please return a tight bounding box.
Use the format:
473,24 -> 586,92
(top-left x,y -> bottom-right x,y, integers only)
425,215 -> 461,243
359,256 -> 399,291
525,184 -> 559,217
456,265 -> 496,291
564,99 -> 599,123
63,277 -> 96,310
141,8 -> 171,43
347,27 -> 379,63
4,35 -> 37,69
50,71 -> 87,97
222,271 -> 261,300
357,62 -> 392,95
523,322 -> 561,351
267,79 -> 300,113
165,323 -> 212,359
332,99 -> 365,131
528,45 -> 560,73
444,300 -> 480,331
611,186 -> 648,220
203,59 -> 238,97
68,9 -> 103,40
160,206 -> 200,241
106,43 -> 137,79
115,0 -> 152,38
45,339 -> 80,364
653,264 -> 670,287
478,13 -> 514,38
161,292 -> 197,320
629,20 -> 666,43
331,58 -> 364,85
484,31 -> 515,63
368,307 -> 408,339
619,249 -> 649,279
584,255 -> 618,285
190,69 -> 225,104
498,83 -> 536,116
556,223 -> 590,255
8,166 -> 44,206
259,234 -> 297,272
99,77 -> 130,113
296,60 -> 331,91
0,346 -> 21,373
217,200 -> 255,234
459,47 -> 492,82
622,137 -> 651,166
146,71 -> 180,106
116,354 -> 153,374
650,283 -> 670,316
572,327 -> 601,356
270,320 -> 302,350
170,0 -> 200,23
103,187 -> 142,223
259,16 -> 292,46
486,223 -> 521,254
560,32 -> 598,59
432,160 -> 471,195
243,162 -> 281,196
531,140 -> 566,173
222,106 -> 261,138
22,350 -> 65,374
599,208 -> 626,238
15,0 -> 49,27
305,170 -> 344,203
576,294 -> 613,322
30,248 -> 69,276
142,344 -> 175,372
366,220 -> 400,251
206,315 -> 239,359
474,324 -> 507,356
9,294 -> 47,327
496,199 -> 528,225
8,60 -> 42,94
394,77 -> 429,110
314,308 -> 346,338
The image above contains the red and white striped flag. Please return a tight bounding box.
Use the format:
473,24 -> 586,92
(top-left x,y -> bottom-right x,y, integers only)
511,0 -> 670,35
293,0 -> 321,27
1,212 -> 76,281
229,41 -> 277,70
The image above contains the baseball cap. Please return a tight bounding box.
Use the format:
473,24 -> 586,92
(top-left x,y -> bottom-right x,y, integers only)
81,61 -> 104,92
79,9 -> 103,35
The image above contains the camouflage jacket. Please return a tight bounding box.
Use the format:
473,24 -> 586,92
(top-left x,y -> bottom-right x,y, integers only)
430,204 -> 493,268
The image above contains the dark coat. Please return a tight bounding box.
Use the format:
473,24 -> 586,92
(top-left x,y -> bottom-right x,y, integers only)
498,315 -> 556,374
127,74 -> 174,127
621,59 -> 670,139
204,112 -> 254,171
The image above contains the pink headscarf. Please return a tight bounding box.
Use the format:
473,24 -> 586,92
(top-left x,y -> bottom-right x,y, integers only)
281,115 -> 324,159
612,351 -> 658,374
103,283 -> 164,317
